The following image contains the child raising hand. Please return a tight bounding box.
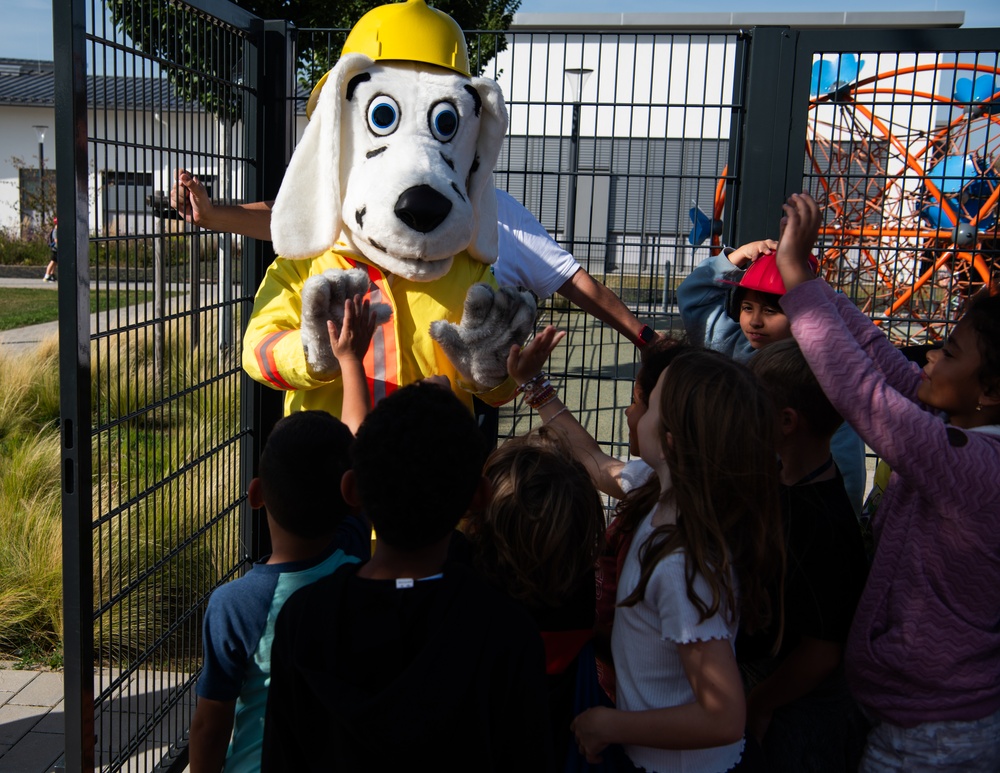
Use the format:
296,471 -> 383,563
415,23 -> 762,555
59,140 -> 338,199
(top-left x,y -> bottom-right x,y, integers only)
568,349 -> 784,772
775,192 -> 1000,771
326,294 -> 378,434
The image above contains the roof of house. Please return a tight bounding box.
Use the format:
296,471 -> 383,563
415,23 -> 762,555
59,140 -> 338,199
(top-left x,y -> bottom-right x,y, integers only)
0,57 -> 315,112
0,57 -> 199,110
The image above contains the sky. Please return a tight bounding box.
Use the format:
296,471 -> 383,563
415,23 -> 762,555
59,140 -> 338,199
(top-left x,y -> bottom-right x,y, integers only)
3,0 -> 999,62
520,0 -> 1000,26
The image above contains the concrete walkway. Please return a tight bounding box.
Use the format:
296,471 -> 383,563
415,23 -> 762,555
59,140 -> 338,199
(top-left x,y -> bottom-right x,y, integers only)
0,663 -> 195,772
0,276 -> 223,358
0,277 -> 60,356
0,667 -> 64,772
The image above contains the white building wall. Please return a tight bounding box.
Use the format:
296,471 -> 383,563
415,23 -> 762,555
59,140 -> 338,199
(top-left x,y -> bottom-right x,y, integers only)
0,105 -> 56,234
494,33 -> 737,140
0,99 -> 254,235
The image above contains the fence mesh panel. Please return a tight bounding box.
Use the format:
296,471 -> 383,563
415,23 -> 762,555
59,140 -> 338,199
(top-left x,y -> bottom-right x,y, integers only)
82,0 -> 257,768
800,47 -> 1000,345
295,27 -> 743,475
52,12 -> 1000,769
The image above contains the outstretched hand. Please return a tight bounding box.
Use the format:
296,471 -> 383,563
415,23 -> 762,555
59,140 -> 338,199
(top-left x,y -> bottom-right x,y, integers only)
327,295 -> 378,365
170,169 -> 213,227
727,238 -> 778,269
775,193 -> 821,292
506,325 -> 566,385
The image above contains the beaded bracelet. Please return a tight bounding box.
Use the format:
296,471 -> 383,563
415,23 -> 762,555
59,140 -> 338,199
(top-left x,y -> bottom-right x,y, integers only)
524,383 -> 555,409
517,371 -> 548,394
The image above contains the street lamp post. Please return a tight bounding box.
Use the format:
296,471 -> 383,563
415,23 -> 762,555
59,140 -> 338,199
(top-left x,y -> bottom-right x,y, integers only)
563,68 -> 593,252
32,125 -> 48,226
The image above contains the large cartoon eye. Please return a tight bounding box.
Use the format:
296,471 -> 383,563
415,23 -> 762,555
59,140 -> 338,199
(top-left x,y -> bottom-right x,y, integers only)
428,101 -> 459,142
367,96 -> 400,136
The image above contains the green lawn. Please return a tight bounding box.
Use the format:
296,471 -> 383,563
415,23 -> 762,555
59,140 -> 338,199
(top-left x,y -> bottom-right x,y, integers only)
0,287 -> 158,331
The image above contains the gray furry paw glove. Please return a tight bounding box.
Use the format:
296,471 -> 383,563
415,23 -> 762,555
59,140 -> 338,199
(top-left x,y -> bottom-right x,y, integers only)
430,283 -> 538,391
300,267 -> 392,377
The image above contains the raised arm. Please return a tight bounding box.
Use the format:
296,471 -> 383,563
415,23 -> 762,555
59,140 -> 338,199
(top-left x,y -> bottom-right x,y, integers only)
772,193 -> 821,292
774,194 -> 991,489
171,169 -> 274,241
727,239 -> 779,268
327,295 -> 378,434
676,239 -> 775,361
557,268 -> 657,347
506,326 -> 630,498
774,192 -> 920,397
496,191 -> 655,346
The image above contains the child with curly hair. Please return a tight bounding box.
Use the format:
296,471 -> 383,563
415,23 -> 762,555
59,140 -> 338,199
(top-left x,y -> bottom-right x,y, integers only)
465,429 -> 606,770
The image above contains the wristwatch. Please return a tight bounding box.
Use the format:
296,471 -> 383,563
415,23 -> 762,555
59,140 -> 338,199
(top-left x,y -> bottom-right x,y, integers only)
635,324 -> 656,347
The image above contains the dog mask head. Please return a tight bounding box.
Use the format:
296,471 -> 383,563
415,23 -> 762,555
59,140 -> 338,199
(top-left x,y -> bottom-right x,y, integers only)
272,54 -> 508,282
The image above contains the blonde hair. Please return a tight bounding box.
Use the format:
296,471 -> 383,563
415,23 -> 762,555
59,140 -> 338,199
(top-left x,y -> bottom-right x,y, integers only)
466,429 -> 605,609
619,349 -> 785,638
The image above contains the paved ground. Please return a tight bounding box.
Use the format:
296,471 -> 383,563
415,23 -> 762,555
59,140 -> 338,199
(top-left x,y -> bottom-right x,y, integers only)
0,667 -> 64,772
0,277 -> 60,356
0,663 -> 195,772
0,276 -> 218,358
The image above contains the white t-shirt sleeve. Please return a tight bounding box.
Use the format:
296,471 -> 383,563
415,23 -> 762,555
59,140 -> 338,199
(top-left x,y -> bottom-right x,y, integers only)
492,189 -> 581,299
619,459 -> 655,494
648,552 -> 735,644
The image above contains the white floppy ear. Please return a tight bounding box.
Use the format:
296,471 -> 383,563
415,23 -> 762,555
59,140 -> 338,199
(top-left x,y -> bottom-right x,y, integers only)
272,53 -> 374,259
466,77 -> 508,264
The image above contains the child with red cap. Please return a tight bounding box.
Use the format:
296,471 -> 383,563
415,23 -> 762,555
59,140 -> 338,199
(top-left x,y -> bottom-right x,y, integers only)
677,239 -> 866,515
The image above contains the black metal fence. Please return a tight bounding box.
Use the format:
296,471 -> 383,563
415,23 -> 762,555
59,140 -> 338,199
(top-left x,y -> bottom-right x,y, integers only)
54,0 -> 291,769
307,25 -> 748,457
727,27 -> 1000,344
52,3 -> 999,769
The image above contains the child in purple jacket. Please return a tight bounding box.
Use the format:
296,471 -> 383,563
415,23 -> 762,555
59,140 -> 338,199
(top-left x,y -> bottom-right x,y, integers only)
774,192 -> 1000,771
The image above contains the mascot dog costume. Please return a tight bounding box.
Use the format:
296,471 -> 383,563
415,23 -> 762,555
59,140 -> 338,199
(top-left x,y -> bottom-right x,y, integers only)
242,0 -> 537,417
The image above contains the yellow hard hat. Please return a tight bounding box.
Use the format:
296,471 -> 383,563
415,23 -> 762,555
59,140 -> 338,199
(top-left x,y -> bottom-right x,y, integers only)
306,0 -> 470,119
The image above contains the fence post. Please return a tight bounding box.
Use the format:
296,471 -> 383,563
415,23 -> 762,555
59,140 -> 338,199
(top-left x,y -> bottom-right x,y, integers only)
241,19 -> 295,563
54,0 -> 95,768
728,27 -> 801,247
154,217 -> 166,379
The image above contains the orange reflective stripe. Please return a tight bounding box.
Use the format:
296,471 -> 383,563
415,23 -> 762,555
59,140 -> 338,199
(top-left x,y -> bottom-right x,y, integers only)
346,259 -> 398,406
255,330 -> 295,390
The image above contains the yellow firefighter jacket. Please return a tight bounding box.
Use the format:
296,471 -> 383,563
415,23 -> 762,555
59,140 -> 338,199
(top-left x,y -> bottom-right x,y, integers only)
242,247 -> 516,417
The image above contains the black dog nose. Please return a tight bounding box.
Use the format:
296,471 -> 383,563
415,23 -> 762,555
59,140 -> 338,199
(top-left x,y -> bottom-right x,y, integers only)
394,185 -> 452,233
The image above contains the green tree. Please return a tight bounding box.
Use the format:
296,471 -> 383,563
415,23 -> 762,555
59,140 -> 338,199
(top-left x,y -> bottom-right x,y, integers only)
104,0 -> 521,122
7,156 -> 58,239
233,0 -> 521,86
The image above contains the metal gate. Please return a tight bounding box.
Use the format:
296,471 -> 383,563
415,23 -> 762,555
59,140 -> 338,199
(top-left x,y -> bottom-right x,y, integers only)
297,25 -> 751,454
54,0 -> 290,769
52,5 -> 999,770
729,27 -> 1000,344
